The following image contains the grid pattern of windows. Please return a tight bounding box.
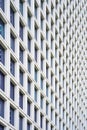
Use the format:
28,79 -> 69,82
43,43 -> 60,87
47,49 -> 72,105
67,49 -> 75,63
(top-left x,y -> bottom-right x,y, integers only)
0,0 -> 86,130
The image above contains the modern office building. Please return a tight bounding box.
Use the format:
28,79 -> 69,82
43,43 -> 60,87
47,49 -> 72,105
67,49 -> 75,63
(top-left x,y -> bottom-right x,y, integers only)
0,0 -> 87,130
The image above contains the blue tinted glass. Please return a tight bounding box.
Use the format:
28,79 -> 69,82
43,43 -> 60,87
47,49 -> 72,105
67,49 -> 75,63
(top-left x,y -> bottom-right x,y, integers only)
20,0 -> 23,15
20,23 -> 23,40
0,0 -> 4,11
0,45 -> 5,65
0,98 -> 4,118
20,47 -> 23,63
28,80 -> 31,94
0,71 -> 4,91
10,34 -> 15,52
10,7 -> 15,26
20,70 -> 23,86
19,115 -> 23,130
19,92 -> 23,109
28,37 -> 31,52
27,101 -> 30,116
10,59 -> 15,76
0,19 -> 5,38
0,124 -> 4,130
10,107 -> 14,125
10,82 -> 14,100
27,122 -> 30,130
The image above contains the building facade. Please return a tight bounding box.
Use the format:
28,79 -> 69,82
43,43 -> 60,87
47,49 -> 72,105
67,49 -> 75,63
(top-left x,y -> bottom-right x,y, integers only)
0,0 -> 87,130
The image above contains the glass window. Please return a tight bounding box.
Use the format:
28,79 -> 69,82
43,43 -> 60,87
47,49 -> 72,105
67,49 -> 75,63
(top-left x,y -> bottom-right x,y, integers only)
0,44 -> 5,65
10,58 -> 15,76
10,7 -> 15,27
0,71 -> 5,91
34,68 -> 37,82
46,102 -> 48,115
28,36 -> 31,52
46,120 -> 48,130
10,82 -> 15,101
20,69 -> 23,86
34,87 -> 37,102
19,47 -> 23,63
10,34 -> 15,52
19,115 -> 23,130
27,122 -> 31,130
27,100 -> 31,116
41,77 -> 43,89
28,58 -> 31,73
34,107 -> 37,122
27,79 -> 31,94
10,107 -> 14,126
28,13 -> 31,29
0,98 -> 4,118
0,124 -> 4,130
35,3 -> 38,18
19,22 -> 23,40
0,0 -> 4,11
40,96 -> 43,109
19,0 -> 23,15
35,47 -> 37,62
28,0 -> 31,6
0,18 -> 5,38
19,92 -> 23,109
40,114 -> 43,128
35,26 -> 38,40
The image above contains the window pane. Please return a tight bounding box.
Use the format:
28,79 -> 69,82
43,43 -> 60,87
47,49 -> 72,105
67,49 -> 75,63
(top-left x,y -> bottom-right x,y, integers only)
0,0 -> 4,11
0,98 -> 4,118
10,58 -> 15,76
20,0 -> 23,15
10,7 -> 15,27
10,34 -> 15,52
0,19 -> 5,38
10,82 -> 15,100
0,71 -> 4,91
19,115 -> 23,130
20,70 -> 23,86
19,92 -> 23,109
10,107 -> 14,126
0,45 -> 5,65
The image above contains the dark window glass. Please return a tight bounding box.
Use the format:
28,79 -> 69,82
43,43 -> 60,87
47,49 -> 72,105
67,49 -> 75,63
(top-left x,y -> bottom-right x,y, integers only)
19,22 -> 23,40
27,79 -> 31,94
10,82 -> 15,100
27,101 -> 30,116
10,7 -> 15,27
10,107 -> 14,126
28,36 -> 31,52
28,59 -> 31,73
34,87 -> 37,102
20,70 -> 23,86
0,71 -> 4,91
0,0 -> 4,11
35,68 -> 37,82
40,114 -> 43,128
34,107 -> 37,122
28,0 -> 31,5
10,34 -> 15,52
27,122 -> 30,130
28,13 -> 31,29
20,0 -> 23,15
0,18 -> 5,38
10,58 -> 15,76
35,48 -> 37,62
20,47 -> 23,63
19,115 -> 23,130
0,98 -> 4,118
19,92 -> 23,109
0,124 -> 4,130
0,44 -> 5,65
